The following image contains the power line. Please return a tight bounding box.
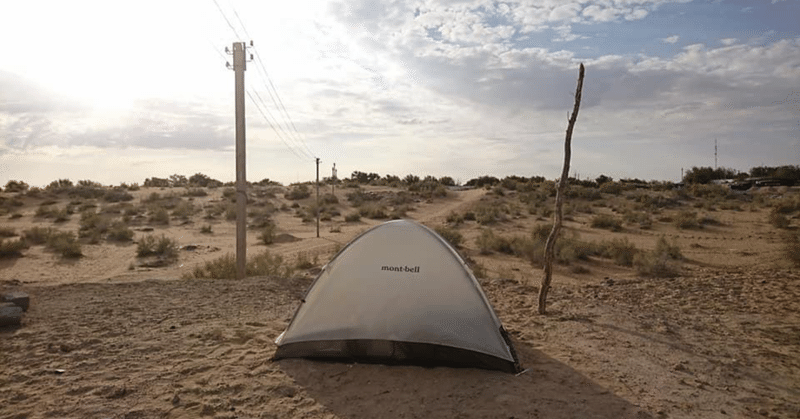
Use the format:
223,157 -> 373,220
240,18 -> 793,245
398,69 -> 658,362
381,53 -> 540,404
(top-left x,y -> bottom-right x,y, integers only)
246,89 -> 308,160
211,0 -> 242,40
251,49 -> 317,159
250,87 -> 314,160
215,0 -> 317,159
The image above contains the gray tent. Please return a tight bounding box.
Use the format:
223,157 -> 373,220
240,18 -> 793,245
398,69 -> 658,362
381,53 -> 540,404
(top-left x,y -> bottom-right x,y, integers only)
273,219 -> 521,373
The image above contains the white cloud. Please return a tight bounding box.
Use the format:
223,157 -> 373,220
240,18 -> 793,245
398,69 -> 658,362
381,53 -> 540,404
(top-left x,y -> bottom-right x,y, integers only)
720,38 -> 738,46
662,35 -> 680,44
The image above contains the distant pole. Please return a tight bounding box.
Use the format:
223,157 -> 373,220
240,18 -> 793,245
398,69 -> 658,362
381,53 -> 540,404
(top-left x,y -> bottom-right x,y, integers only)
714,138 -> 718,170
232,42 -> 247,280
332,163 -> 337,195
316,157 -> 320,238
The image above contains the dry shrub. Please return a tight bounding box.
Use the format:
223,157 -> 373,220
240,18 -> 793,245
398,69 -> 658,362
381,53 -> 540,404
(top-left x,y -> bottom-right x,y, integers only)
149,208 -> 170,225
295,251 -> 317,270
594,237 -> 638,266
136,235 -> 178,260
634,253 -> 680,278
434,225 -> 463,249
259,223 -> 277,245
0,239 -> 27,258
784,232 -> 800,267
654,236 -> 683,260
22,226 -> 54,245
200,224 -> 213,234
0,227 -> 17,237
590,213 -> 623,231
106,221 -> 134,242
768,209 -> 791,229
186,251 -> 294,279
344,212 -> 361,222
46,231 -> 82,258
358,203 -> 388,219
673,210 -> 700,229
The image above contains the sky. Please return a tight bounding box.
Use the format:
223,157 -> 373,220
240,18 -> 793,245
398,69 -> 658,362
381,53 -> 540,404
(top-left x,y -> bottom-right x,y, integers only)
1,0 -> 798,187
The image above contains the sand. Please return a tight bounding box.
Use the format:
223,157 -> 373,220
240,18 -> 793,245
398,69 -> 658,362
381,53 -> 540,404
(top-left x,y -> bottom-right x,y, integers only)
1,183 -> 799,418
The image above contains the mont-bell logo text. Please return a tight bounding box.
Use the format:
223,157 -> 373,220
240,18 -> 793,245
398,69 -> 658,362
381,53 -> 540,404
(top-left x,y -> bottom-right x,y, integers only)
381,265 -> 420,273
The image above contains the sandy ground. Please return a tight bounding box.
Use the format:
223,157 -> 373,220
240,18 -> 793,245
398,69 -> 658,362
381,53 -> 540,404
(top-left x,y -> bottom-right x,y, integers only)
1,184 -> 799,418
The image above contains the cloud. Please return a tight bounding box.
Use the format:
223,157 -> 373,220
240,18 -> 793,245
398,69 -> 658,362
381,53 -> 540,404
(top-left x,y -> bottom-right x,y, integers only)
720,38 -> 738,46
662,35 -> 680,44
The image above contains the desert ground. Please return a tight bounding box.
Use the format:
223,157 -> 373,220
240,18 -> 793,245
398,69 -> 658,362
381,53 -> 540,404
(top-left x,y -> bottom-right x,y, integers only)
1,177 -> 799,418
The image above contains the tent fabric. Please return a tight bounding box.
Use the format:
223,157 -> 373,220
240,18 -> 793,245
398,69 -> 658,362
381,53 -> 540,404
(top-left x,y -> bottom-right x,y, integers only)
273,219 -> 521,373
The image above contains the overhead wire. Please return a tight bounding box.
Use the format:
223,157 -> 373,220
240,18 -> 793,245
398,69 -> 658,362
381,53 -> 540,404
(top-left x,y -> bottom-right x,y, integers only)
208,0 -> 314,162
221,0 -> 318,160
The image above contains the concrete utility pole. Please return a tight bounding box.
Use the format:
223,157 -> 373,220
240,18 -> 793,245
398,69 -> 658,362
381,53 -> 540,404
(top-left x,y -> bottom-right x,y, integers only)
332,163 -> 337,195
715,138 -> 718,170
316,157 -> 320,238
232,42 -> 247,280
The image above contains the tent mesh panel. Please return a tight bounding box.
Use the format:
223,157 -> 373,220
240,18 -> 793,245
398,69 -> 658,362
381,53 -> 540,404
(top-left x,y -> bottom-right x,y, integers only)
273,334 -> 521,374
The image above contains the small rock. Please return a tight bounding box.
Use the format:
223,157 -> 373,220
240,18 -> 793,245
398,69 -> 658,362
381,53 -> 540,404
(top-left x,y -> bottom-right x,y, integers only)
0,302 -> 23,327
2,292 -> 30,312
171,394 -> 180,405
672,362 -> 687,372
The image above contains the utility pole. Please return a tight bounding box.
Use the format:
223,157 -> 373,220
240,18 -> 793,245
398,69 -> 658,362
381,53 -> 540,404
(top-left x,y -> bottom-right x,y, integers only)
315,157 -> 320,238
229,41 -> 249,280
714,138 -> 718,170
332,163 -> 337,195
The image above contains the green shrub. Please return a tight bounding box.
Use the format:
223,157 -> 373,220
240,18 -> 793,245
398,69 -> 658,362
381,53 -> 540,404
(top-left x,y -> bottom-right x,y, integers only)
590,214 -> 623,231
171,201 -> 195,219
0,239 -> 27,258
434,225 -> 463,249
200,224 -> 213,234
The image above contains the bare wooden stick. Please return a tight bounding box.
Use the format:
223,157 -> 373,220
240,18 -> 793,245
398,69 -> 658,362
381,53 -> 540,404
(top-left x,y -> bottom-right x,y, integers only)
538,63 -> 585,315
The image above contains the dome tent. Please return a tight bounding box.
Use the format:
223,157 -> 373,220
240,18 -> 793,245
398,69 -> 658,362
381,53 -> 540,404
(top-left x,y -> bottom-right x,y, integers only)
273,219 -> 521,373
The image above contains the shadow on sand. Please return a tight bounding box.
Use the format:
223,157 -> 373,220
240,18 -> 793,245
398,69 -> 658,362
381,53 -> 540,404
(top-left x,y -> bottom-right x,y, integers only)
279,340 -> 652,419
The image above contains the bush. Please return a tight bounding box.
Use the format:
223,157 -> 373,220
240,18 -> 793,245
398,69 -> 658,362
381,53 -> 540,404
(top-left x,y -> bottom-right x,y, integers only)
434,225 -> 463,249
23,227 -> 54,245
594,238 -> 638,266
295,252 -> 316,270
0,227 -> 17,237
259,223 -> 276,245
634,253 -> 680,278
673,210 -> 700,229
103,189 -> 134,203
46,231 -> 82,258
358,203 -> 388,219
0,239 -> 27,258
149,208 -> 170,225
590,214 -> 623,231
137,235 -> 178,261
286,185 -> 311,200
186,250 -> 293,279
186,188 -> 208,197
200,225 -> 213,234
106,222 -> 134,242
4,180 -> 29,193
654,236 -> 682,260
785,232 -> 800,267
344,212 -> 361,222
768,210 -> 791,229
